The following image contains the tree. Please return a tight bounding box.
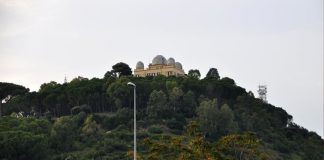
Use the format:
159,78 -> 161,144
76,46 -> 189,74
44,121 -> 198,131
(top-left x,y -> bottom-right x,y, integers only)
0,82 -> 29,116
50,116 -> 78,152
0,83 -> 29,100
141,121 -> 222,160
196,99 -> 237,140
0,131 -> 49,160
206,68 -> 220,80
104,70 -> 117,79
182,90 -> 197,117
220,77 -> 235,85
188,69 -> 201,79
218,104 -> 238,135
112,62 -> 132,77
196,98 -> 219,139
70,76 -> 88,83
39,81 -> 59,93
107,78 -> 131,110
82,115 -> 103,136
169,87 -> 183,112
217,132 -> 261,160
147,90 -> 168,119
165,81 -> 178,93
0,117 -> 51,160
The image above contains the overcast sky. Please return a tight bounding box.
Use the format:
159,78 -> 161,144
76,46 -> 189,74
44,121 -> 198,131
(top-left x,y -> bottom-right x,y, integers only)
0,0 -> 323,137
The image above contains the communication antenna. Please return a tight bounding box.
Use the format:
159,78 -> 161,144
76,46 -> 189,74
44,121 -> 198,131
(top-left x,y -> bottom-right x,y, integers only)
258,85 -> 267,103
64,75 -> 68,83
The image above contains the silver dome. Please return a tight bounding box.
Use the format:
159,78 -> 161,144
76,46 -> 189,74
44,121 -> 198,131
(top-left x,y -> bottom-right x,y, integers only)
136,61 -> 144,69
152,55 -> 167,65
175,62 -> 182,69
167,57 -> 175,65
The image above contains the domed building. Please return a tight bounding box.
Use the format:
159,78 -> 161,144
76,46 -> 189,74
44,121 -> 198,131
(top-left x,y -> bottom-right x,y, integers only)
134,55 -> 185,77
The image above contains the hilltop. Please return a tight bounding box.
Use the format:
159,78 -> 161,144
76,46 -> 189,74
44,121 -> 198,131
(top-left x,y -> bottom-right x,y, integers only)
0,63 -> 323,160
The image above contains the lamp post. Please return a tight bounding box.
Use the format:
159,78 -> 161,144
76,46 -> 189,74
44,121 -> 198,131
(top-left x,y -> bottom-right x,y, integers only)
127,82 -> 136,160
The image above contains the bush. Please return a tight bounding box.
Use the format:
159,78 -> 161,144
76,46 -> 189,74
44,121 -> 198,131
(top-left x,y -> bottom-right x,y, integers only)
72,112 -> 87,126
0,131 -> 49,160
102,108 -> 133,130
115,108 -> 132,124
102,116 -> 117,130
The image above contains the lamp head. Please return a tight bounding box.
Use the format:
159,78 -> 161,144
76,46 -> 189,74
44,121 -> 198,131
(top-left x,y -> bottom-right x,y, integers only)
127,82 -> 136,87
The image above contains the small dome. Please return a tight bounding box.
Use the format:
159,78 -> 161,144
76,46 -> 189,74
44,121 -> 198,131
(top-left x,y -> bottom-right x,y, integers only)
136,61 -> 144,69
152,55 -> 167,65
167,57 -> 175,65
175,62 -> 182,69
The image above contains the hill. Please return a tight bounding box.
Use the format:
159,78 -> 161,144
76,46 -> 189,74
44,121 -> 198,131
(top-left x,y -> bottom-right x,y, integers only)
0,65 -> 323,160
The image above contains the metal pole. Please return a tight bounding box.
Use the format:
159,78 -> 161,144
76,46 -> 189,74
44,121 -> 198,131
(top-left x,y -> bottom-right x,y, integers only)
127,82 -> 136,160
133,86 -> 136,160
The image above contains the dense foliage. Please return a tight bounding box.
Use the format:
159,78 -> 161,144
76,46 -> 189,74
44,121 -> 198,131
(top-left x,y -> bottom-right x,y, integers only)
0,63 -> 323,159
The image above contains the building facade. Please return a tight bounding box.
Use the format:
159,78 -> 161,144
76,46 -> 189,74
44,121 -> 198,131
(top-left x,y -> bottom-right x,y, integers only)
134,55 -> 185,77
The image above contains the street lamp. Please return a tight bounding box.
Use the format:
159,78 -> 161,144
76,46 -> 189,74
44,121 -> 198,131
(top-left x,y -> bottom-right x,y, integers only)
127,82 -> 136,160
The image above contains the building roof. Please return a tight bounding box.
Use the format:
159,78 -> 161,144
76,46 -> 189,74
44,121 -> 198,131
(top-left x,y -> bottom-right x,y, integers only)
136,61 -> 144,69
175,62 -> 182,69
167,57 -> 175,65
152,55 -> 167,65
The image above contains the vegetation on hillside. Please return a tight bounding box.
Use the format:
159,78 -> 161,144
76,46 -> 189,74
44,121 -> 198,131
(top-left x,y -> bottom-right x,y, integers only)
0,62 -> 323,160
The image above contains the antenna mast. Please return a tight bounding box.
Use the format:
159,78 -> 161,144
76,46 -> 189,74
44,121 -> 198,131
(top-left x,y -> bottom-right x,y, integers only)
258,85 -> 267,103
64,76 -> 68,84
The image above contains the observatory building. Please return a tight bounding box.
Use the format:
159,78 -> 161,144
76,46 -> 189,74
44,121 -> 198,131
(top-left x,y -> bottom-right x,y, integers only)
134,55 -> 185,77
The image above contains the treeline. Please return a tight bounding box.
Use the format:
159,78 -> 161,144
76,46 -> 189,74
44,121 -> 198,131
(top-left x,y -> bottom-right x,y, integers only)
1,63 -> 241,119
0,62 -> 323,159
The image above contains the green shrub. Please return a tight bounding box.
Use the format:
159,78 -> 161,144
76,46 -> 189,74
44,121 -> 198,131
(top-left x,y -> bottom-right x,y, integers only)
102,116 -> 117,130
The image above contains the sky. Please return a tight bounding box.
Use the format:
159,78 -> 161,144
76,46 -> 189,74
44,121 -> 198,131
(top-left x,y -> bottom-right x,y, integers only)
0,0 -> 323,137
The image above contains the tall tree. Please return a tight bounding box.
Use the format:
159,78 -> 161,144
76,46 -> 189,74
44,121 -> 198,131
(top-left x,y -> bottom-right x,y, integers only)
147,90 -> 168,119
0,82 -> 29,116
196,98 -> 219,139
107,78 -> 131,110
112,62 -> 132,77
197,99 -> 236,139
218,104 -> 238,135
182,90 -> 197,117
188,69 -> 201,79
206,68 -> 220,80
169,87 -> 183,112
104,71 -> 117,79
